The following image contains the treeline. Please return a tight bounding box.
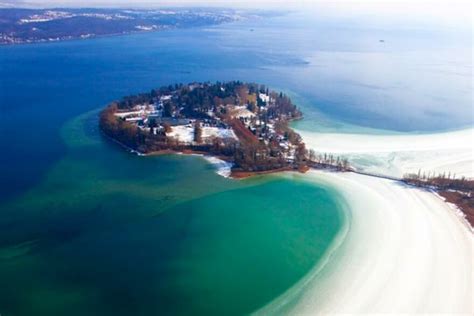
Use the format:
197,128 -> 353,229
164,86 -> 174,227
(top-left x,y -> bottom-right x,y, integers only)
233,143 -> 288,172
100,104 -> 145,150
404,171 -> 474,227
115,81 -> 301,120
307,151 -> 351,171
403,170 -> 473,192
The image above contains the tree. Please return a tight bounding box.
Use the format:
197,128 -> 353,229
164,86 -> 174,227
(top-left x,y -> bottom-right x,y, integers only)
164,101 -> 173,117
163,123 -> 172,133
294,143 -> 308,166
148,118 -> 157,134
309,149 -> 316,162
194,120 -> 202,143
341,158 -> 350,170
236,86 -> 249,105
247,102 -> 256,113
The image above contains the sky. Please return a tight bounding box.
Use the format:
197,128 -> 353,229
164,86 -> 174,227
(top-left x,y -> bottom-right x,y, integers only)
1,0 -> 472,9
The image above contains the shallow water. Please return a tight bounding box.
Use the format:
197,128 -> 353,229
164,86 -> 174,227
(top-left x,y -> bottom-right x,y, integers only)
0,111 -> 343,315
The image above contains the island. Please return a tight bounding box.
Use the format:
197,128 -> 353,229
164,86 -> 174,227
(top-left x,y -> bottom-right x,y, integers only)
99,81 -> 326,177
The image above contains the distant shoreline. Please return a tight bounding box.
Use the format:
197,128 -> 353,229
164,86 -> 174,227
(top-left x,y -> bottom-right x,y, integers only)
0,29 -> 167,46
0,7 -> 256,46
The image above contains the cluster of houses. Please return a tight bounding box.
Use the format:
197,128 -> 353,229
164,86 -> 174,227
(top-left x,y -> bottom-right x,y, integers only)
114,94 -> 238,144
228,93 -> 298,161
244,120 -> 296,161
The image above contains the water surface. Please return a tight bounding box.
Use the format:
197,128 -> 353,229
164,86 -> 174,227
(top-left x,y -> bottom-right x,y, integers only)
0,10 -> 471,315
0,111 -> 343,315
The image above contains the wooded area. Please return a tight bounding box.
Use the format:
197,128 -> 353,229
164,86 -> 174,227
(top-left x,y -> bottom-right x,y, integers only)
100,81 -> 307,172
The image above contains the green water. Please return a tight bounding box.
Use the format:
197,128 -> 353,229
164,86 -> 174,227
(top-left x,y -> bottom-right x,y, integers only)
0,111 -> 344,315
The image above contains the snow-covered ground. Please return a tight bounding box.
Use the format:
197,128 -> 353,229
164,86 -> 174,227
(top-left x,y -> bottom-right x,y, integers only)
231,105 -> 255,118
297,127 -> 474,178
166,125 -> 194,143
257,171 -> 473,315
114,110 -> 144,118
167,125 -> 238,143
202,126 -> 237,140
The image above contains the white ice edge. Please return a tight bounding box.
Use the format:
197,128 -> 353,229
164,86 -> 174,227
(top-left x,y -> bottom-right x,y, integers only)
256,170 -> 473,315
202,155 -> 233,178
171,152 -> 232,178
297,127 -> 474,179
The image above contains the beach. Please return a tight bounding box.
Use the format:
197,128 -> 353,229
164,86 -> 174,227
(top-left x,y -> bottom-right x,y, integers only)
258,170 -> 473,314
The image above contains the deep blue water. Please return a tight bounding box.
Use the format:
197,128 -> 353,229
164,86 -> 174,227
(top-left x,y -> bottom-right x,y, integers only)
0,11 -> 472,200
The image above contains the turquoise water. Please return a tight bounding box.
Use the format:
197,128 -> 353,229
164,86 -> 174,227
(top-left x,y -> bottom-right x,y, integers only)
0,111 -> 344,315
0,10 -> 471,315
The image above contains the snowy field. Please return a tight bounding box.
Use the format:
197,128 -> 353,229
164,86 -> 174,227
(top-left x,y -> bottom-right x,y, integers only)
166,125 -> 194,143
167,125 -> 238,143
231,105 -> 255,118
201,126 -> 237,140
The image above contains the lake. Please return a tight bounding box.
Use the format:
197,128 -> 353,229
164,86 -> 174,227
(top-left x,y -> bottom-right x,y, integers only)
0,10 -> 471,315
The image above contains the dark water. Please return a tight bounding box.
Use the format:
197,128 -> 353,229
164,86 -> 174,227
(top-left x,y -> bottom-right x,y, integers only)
0,11 -> 471,315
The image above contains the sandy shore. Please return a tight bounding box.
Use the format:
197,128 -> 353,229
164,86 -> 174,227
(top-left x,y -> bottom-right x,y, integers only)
297,128 -> 474,178
257,170 -> 473,314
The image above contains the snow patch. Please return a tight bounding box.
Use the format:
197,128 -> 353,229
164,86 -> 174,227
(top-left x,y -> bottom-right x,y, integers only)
202,126 -> 237,140
166,125 -> 194,143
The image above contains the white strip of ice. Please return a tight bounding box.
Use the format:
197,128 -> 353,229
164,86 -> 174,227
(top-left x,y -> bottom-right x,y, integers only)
203,156 -> 233,178
297,128 -> 474,178
257,171 -> 473,315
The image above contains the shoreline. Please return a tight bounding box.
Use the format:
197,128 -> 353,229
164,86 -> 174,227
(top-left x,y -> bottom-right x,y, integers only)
0,29 -> 167,47
115,143 -> 314,180
230,166 -> 294,179
103,133 -> 290,179
258,170 -> 473,314
434,191 -> 474,233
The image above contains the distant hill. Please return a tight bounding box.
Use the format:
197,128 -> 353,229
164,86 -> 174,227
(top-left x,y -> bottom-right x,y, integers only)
0,8 -> 259,44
